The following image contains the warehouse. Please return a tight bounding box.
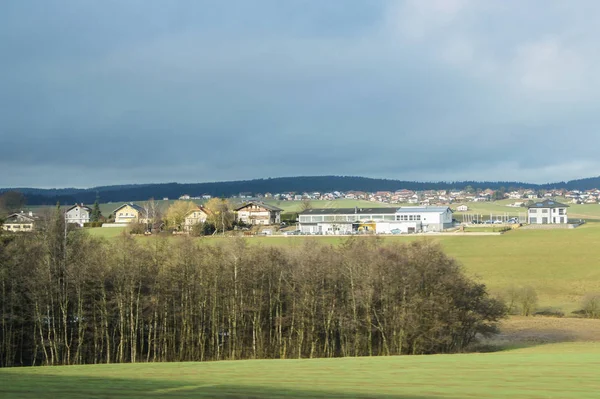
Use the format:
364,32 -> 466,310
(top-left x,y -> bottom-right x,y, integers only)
298,206 -> 453,234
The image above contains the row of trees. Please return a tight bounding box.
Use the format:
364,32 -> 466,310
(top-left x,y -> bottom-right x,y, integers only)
0,211 -> 506,367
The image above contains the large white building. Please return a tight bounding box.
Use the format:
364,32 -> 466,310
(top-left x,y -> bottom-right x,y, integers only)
298,206 -> 454,235
527,199 -> 569,224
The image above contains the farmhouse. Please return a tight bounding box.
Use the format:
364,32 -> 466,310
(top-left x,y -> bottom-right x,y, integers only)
235,202 -> 283,225
527,199 -> 569,224
65,204 -> 92,227
183,206 -> 210,232
298,206 -> 453,235
1,211 -> 39,232
112,203 -> 148,224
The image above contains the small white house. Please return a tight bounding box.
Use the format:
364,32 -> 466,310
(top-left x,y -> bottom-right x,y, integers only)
456,205 -> 469,212
527,199 -> 569,224
65,204 -> 92,227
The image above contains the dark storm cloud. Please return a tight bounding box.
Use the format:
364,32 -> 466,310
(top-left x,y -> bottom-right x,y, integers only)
2,0 -> 600,188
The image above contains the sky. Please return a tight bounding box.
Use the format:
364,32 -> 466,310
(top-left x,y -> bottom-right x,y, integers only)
2,0 -> 600,188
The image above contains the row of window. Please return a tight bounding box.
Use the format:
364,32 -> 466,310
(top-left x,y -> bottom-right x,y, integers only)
299,214 -> 424,223
529,208 -> 565,215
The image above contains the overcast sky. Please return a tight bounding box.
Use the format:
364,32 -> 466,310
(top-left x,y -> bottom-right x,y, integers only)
2,0 -> 600,188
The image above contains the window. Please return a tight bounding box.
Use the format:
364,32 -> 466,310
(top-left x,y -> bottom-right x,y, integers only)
541,209 -> 548,213
529,209 -> 537,213
559,209 -> 564,215
542,217 -> 548,224
530,217 -> 537,223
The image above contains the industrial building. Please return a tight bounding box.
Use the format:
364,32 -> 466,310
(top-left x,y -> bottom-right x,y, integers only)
298,206 -> 453,234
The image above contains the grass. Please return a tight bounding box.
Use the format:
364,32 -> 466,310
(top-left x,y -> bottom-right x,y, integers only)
1,342 -> 599,398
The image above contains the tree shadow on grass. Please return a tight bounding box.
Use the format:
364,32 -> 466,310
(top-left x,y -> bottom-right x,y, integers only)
0,373 -> 446,399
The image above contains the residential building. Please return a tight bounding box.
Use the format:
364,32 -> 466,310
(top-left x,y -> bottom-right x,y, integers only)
183,206 -> 210,232
2,211 -> 39,232
456,205 -> 469,212
113,203 -> 148,224
527,199 -> 569,224
298,206 -> 453,234
65,204 -> 92,227
235,202 -> 283,225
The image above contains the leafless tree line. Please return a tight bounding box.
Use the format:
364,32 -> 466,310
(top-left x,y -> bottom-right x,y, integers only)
0,209 -> 505,367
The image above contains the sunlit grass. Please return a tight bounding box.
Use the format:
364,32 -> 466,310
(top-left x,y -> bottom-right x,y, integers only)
1,342 -> 599,398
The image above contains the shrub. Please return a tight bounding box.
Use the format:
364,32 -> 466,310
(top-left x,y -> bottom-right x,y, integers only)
503,286 -> 538,316
83,222 -> 103,228
128,222 -> 146,235
582,293 -> 600,319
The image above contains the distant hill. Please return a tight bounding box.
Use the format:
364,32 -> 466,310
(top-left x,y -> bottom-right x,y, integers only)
2,175 -> 600,205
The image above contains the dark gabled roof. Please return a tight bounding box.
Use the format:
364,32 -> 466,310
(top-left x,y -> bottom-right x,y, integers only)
65,204 -> 92,212
526,199 -> 569,209
235,201 -> 283,212
4,212 -> 39,222
113,203 -> 147,215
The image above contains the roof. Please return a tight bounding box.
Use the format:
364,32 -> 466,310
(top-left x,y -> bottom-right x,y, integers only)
65,204 -> 92,212
235,201 -> 283,212
526,199 -> 569,209
4,212 -> 39,222
298,206 -> 451,215
185,205 -> 211,217
112,203 -> 147,215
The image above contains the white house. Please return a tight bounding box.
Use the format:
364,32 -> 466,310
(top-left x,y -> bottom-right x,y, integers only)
65,204 -> 92,227
456,205 -> 469,212
527,199 -> 569,224
298,206 -> 453,235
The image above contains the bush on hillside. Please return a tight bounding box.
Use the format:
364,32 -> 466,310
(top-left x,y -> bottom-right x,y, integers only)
581,293 -> 600,319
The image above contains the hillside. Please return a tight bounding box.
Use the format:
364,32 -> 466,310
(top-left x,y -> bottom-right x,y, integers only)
1,342 -> 599,398
4,175 -> 600,205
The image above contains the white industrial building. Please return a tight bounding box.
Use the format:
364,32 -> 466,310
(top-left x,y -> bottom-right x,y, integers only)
298,206 -> 454,235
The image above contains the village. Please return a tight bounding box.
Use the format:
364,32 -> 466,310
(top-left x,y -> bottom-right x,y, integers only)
1,185 -> 583,235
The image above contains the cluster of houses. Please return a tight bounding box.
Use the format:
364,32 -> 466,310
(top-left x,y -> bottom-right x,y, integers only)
2,197 -> 573,234
108,201 -> 284,231
168,188 -> 598,206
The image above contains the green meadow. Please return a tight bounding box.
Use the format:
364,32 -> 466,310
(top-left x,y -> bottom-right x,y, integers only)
1,342 -> 599,399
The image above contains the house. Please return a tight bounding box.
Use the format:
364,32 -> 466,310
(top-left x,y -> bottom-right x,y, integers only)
527,199 -> 569,224
235,202 -> 283,225
112,203 -> 148,224
1,211 -> 39,232
456,205 -> 469,212
65,204 -> 92,227
183,206 -> 210,232
298,206 -> 453,234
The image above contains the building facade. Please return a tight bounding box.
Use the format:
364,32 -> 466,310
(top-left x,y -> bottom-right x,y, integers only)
65,204 -> 92,227
113,203 -> 148,224
183,206 -> 210,232
235,202 -> 283,225
1,211 -> 39,232
298,206 -> 453,235
527,200 -> 569,224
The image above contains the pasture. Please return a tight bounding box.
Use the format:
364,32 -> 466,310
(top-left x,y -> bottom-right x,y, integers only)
1,342 -> 599,398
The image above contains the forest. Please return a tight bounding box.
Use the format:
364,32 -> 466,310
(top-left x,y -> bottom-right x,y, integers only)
0,208 -> 505,367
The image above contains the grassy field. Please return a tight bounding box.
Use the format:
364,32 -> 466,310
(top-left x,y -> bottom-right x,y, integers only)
1,342 -> 599,398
